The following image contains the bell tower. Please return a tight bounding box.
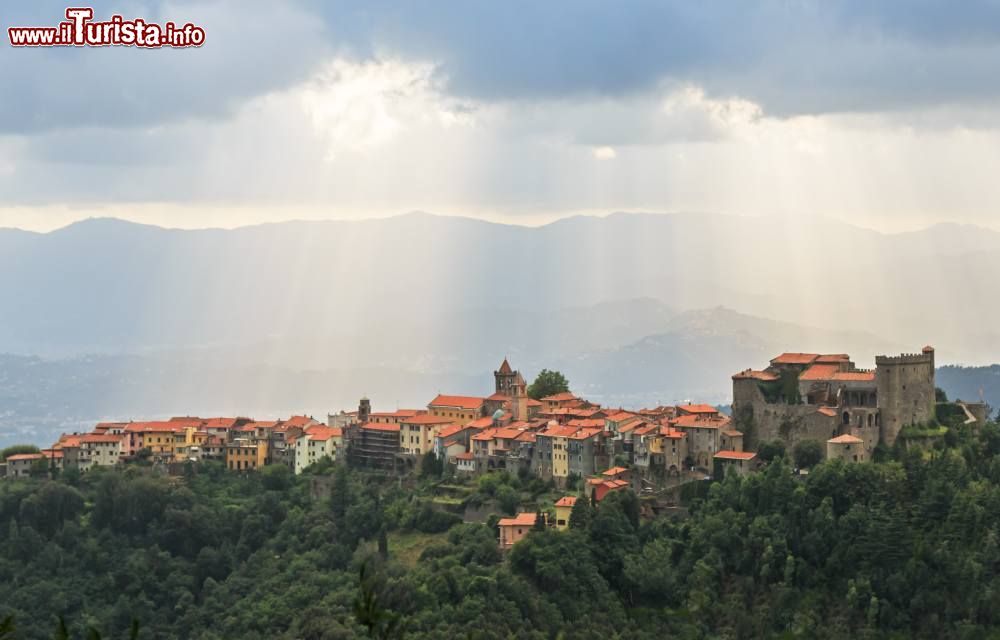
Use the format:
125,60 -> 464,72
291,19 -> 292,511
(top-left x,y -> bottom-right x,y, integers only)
494,357 -> 518,395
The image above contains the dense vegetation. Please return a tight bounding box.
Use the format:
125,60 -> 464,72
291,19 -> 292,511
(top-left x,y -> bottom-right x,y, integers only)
4,421 -> 1000,638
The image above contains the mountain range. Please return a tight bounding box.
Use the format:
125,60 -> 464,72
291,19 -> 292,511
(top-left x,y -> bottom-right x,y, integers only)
1,212 -> 998,446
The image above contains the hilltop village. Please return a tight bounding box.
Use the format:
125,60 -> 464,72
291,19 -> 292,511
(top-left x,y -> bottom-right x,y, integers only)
3,347 -> 989,543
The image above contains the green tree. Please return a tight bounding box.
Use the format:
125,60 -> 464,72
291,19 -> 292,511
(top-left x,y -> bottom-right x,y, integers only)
569,496 -> 592,530
0,444 -> 39,461
792,439 -> 823,469
533,509 -> 546,531
757,439 -> 787,464
527,369 -> 570,400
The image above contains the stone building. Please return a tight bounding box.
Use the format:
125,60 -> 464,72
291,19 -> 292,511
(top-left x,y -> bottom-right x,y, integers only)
732,346 -> 936,456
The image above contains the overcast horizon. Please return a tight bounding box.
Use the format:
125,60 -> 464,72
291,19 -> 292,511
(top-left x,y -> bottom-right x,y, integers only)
4,1 -> 1000,233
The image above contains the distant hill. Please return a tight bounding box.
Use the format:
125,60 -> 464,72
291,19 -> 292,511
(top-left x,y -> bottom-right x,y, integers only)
1,212 -> 999,366
936,365 -> 1000,414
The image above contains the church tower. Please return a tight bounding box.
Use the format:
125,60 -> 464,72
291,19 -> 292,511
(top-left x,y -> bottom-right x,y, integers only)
511,372 -> 529,421
494,358 -> 518,395
358,397 -> 371,425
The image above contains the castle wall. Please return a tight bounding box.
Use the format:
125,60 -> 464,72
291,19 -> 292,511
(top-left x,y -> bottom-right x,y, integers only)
876,349 -> 935,446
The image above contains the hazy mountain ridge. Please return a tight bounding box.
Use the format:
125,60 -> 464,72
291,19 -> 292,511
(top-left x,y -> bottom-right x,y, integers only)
2,212 -> 999,363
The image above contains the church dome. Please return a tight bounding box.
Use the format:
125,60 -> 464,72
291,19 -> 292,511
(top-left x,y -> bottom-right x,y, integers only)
492,409 -> 505,421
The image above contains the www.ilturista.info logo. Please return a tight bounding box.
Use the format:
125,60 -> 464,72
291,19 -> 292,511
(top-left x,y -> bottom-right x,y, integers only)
8,7 -> 205,48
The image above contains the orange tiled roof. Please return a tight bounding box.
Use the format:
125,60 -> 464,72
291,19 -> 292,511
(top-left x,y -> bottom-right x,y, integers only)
816,407 -> 838,417
527,399 -> 543,406
828,434 -> 863,444
305,426 -> 342,441
555,496 -> 578,508
485,392 -> 511,402
125,421 -> 184,433
606,411 -> 636,422
541,392 -> 577,402
659,426 -> 686,439
568,427 -> 603,440
429,394 -> 484,410
721,429 -> 743,438
80,434 -> 122,444
672,414 -> 731,429
799,364 -> 842,381
455,451 -> 474,461
733,369 -> 780,381
370,409 -> 423,419
498,512 -> 538,527
361,422 -> 400,432
816,354 -> 851,363
6,453 -> 44,461
603,466 -> 628,477
770,353 -> 820,365
714,450 -> 757,461
677,404 -> 719,415
203,417 -> 241,428
437,423 -> 469,439
403,414 -> 454,425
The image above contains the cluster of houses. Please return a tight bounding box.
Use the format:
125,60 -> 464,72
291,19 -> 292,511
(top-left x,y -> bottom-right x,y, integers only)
2,358 -> 761,486
3,414 -> 341,478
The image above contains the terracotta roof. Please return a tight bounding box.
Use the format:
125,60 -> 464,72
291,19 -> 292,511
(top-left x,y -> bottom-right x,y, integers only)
361,422 -> 400,432
493,427 -> 526,440
403,414 -> 454,425
455,451 -> 474,461
471,428 -> 498,442
541,392 -> 577,402
831,371 -> 876,382
515,431 -> 537,442
370,409 -> 423,419
6,453 -> 44,461
659,427 -> 687,439
555,496 -> 578,508
486,392 -> 511,402
80,434 -> 122,444
799,364 -> 842,381
606,411 -> 636,422
437,423 -> 469,439
816,354 -> 851,363
429,394 -> 484,410
498,358 -> 513,374
816,407 -> 838,417
714,450 -> 757,461
203,417 -> 241,428
498,512 -> 538,527
466,417 -> 496,429
526,399 -> 543,406
282,415 -> 317,428
566,418 -> 604,428
125,421 -> 183,433
603,466 -> 629,477
568,427 -> 604,440
828,434 -> 863,444
733,369 -> 780,381
677,404 -> 719,415
672,414 -> 731,429
771,353 -> 820,365
721,429 -> 743,438
305,426 -> 342,441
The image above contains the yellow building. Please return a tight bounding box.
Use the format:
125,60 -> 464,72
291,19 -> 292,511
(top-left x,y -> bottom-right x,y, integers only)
554,496 -> 577,530
551,431 -> 570,479
399,414 -> 453,455
226,439 -> 269,471
428,394 -> 485,426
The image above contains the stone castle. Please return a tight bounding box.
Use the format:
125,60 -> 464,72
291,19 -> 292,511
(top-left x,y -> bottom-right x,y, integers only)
732,346 -> 936,453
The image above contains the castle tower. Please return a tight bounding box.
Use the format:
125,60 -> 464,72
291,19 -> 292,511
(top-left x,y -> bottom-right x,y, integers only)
494,358 -> 518,395
875,346 -> 935,446
358,397 -> 371,425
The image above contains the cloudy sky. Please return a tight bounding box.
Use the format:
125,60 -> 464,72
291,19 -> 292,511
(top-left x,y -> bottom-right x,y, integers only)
3,0 -> 1000,231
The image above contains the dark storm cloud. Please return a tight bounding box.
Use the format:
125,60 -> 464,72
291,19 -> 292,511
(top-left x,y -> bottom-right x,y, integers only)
3,0 -> 1000,135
